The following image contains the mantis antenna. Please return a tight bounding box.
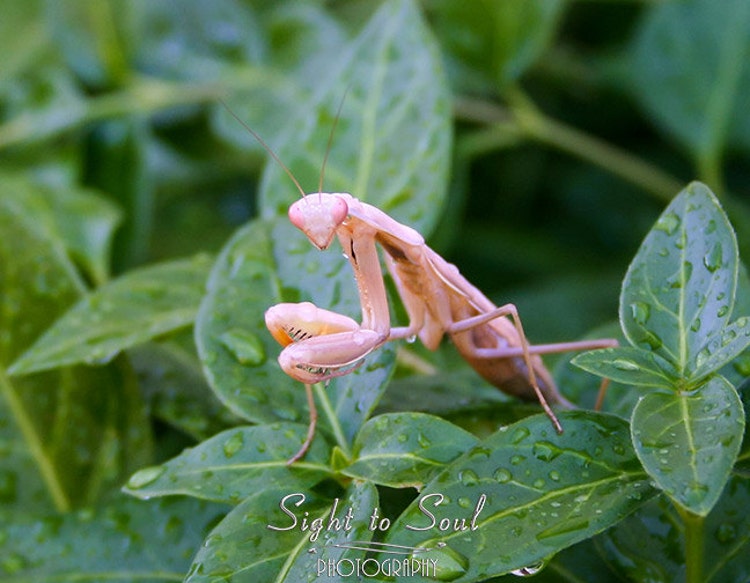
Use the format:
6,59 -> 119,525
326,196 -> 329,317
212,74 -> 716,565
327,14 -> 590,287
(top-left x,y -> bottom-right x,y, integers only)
218,98 -> 306,199
317,88 -> 350,196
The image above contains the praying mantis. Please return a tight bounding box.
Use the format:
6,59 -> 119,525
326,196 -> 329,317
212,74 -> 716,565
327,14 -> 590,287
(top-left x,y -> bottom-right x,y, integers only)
226,104 -> 616,463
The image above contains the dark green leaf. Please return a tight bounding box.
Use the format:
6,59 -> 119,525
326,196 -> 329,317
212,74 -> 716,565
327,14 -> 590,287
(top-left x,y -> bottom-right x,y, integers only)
631,375 -> 744,515
597,474 -> 750,582
1,496 -> 226,582
123,423 -> 331,504
130,340 -> 239,441
383,412 -> 656,581
343,413 -> 480,488
572,346 -> 678,390
620,182 -> 744,379
428,0 -> 565,91
9,255 -> 212,376
258,0 -> 452,236
627,0 -> 750,158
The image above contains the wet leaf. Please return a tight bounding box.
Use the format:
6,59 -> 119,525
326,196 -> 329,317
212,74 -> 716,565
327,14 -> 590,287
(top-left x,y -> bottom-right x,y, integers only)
383,411 -> 657,581
123,423 -> 330,504
572,346 -> 678,390
620,182 -> 746,379
0,496 -> 226,582
184,481 -> 377,583
9,255 -> 212,376
0,193 -> 151,512
343,413 -> 480,489
258,0 -> 452,237
631,375 -> 744,516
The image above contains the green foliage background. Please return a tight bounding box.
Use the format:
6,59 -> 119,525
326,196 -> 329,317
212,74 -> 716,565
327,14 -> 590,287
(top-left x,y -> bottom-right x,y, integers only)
1,1 -> 750,582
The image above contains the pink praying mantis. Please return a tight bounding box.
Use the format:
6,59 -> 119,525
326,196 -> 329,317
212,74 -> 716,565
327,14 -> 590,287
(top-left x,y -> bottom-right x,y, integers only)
225,103 -> 617,463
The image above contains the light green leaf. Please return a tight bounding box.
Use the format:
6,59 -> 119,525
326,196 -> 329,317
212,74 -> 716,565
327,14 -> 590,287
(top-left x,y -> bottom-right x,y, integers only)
383,412 -> 656,581
343,413 -> 480,488
620,182 -> 744,379
1,496 -> 226,582
631,375 -> 744,516
572,346 -> 678,390
258,0 -> 452,236
9,255 -> 212,376
123,423 -> 331,504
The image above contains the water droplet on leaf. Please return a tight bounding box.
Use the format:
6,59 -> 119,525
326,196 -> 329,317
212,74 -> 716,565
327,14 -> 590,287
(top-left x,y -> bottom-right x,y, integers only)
127,465 -> 166,489
222,432 -> 244,458
218,329 -> 265,366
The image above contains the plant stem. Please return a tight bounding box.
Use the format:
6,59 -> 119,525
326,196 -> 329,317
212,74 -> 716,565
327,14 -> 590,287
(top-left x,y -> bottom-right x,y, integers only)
678,505 -> 704,583
454,92 -> 684,203
314,383 -> 351,458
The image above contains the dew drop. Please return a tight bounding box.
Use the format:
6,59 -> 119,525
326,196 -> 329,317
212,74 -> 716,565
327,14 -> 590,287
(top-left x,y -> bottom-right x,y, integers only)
612,359 -> 640,371
630,302 -> 651,325
417,433 -> 432,448
218,329 -> 266,366
716,523 -> 736,544
655,212 -> 680,235
717,305 -> 729,318
129,466 -> 167,490
548,470 -> 560,482
511,427 -> 531,445
494,468 -> 513,483
222,431 -> 244,458
459,469 -> 480,487
703,243 -> 723,273
684,482 -> 709,506
532,441 -> 562,462
418,543 -> 468,581
510,455 -> 526,466
511,560 -> 546,577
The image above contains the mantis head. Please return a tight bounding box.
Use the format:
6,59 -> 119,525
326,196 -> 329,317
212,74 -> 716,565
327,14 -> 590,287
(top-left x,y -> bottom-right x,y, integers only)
288,193 -> 349,249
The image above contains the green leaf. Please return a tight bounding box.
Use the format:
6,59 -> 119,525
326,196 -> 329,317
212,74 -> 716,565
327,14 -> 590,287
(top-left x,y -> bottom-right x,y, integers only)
572,346 -> 678,390
0,193 -> 151,512
258,0 -> 452,236
123,423 -> 331,504
597,475 -> 750,582
9,255 -> 212,376
130,340 -> 239,441
620,182 -> 745,379
631,375 -> 744,516
184,481 -> 377,583
429,0 -> 565,91
0,172 -> 122,285
1,496 -> 227,582
0,0 -> 47,82
627,0 -> 750,161
194,217 -> 395,447
383,411 -> 657,581
343,413 -> 480,488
